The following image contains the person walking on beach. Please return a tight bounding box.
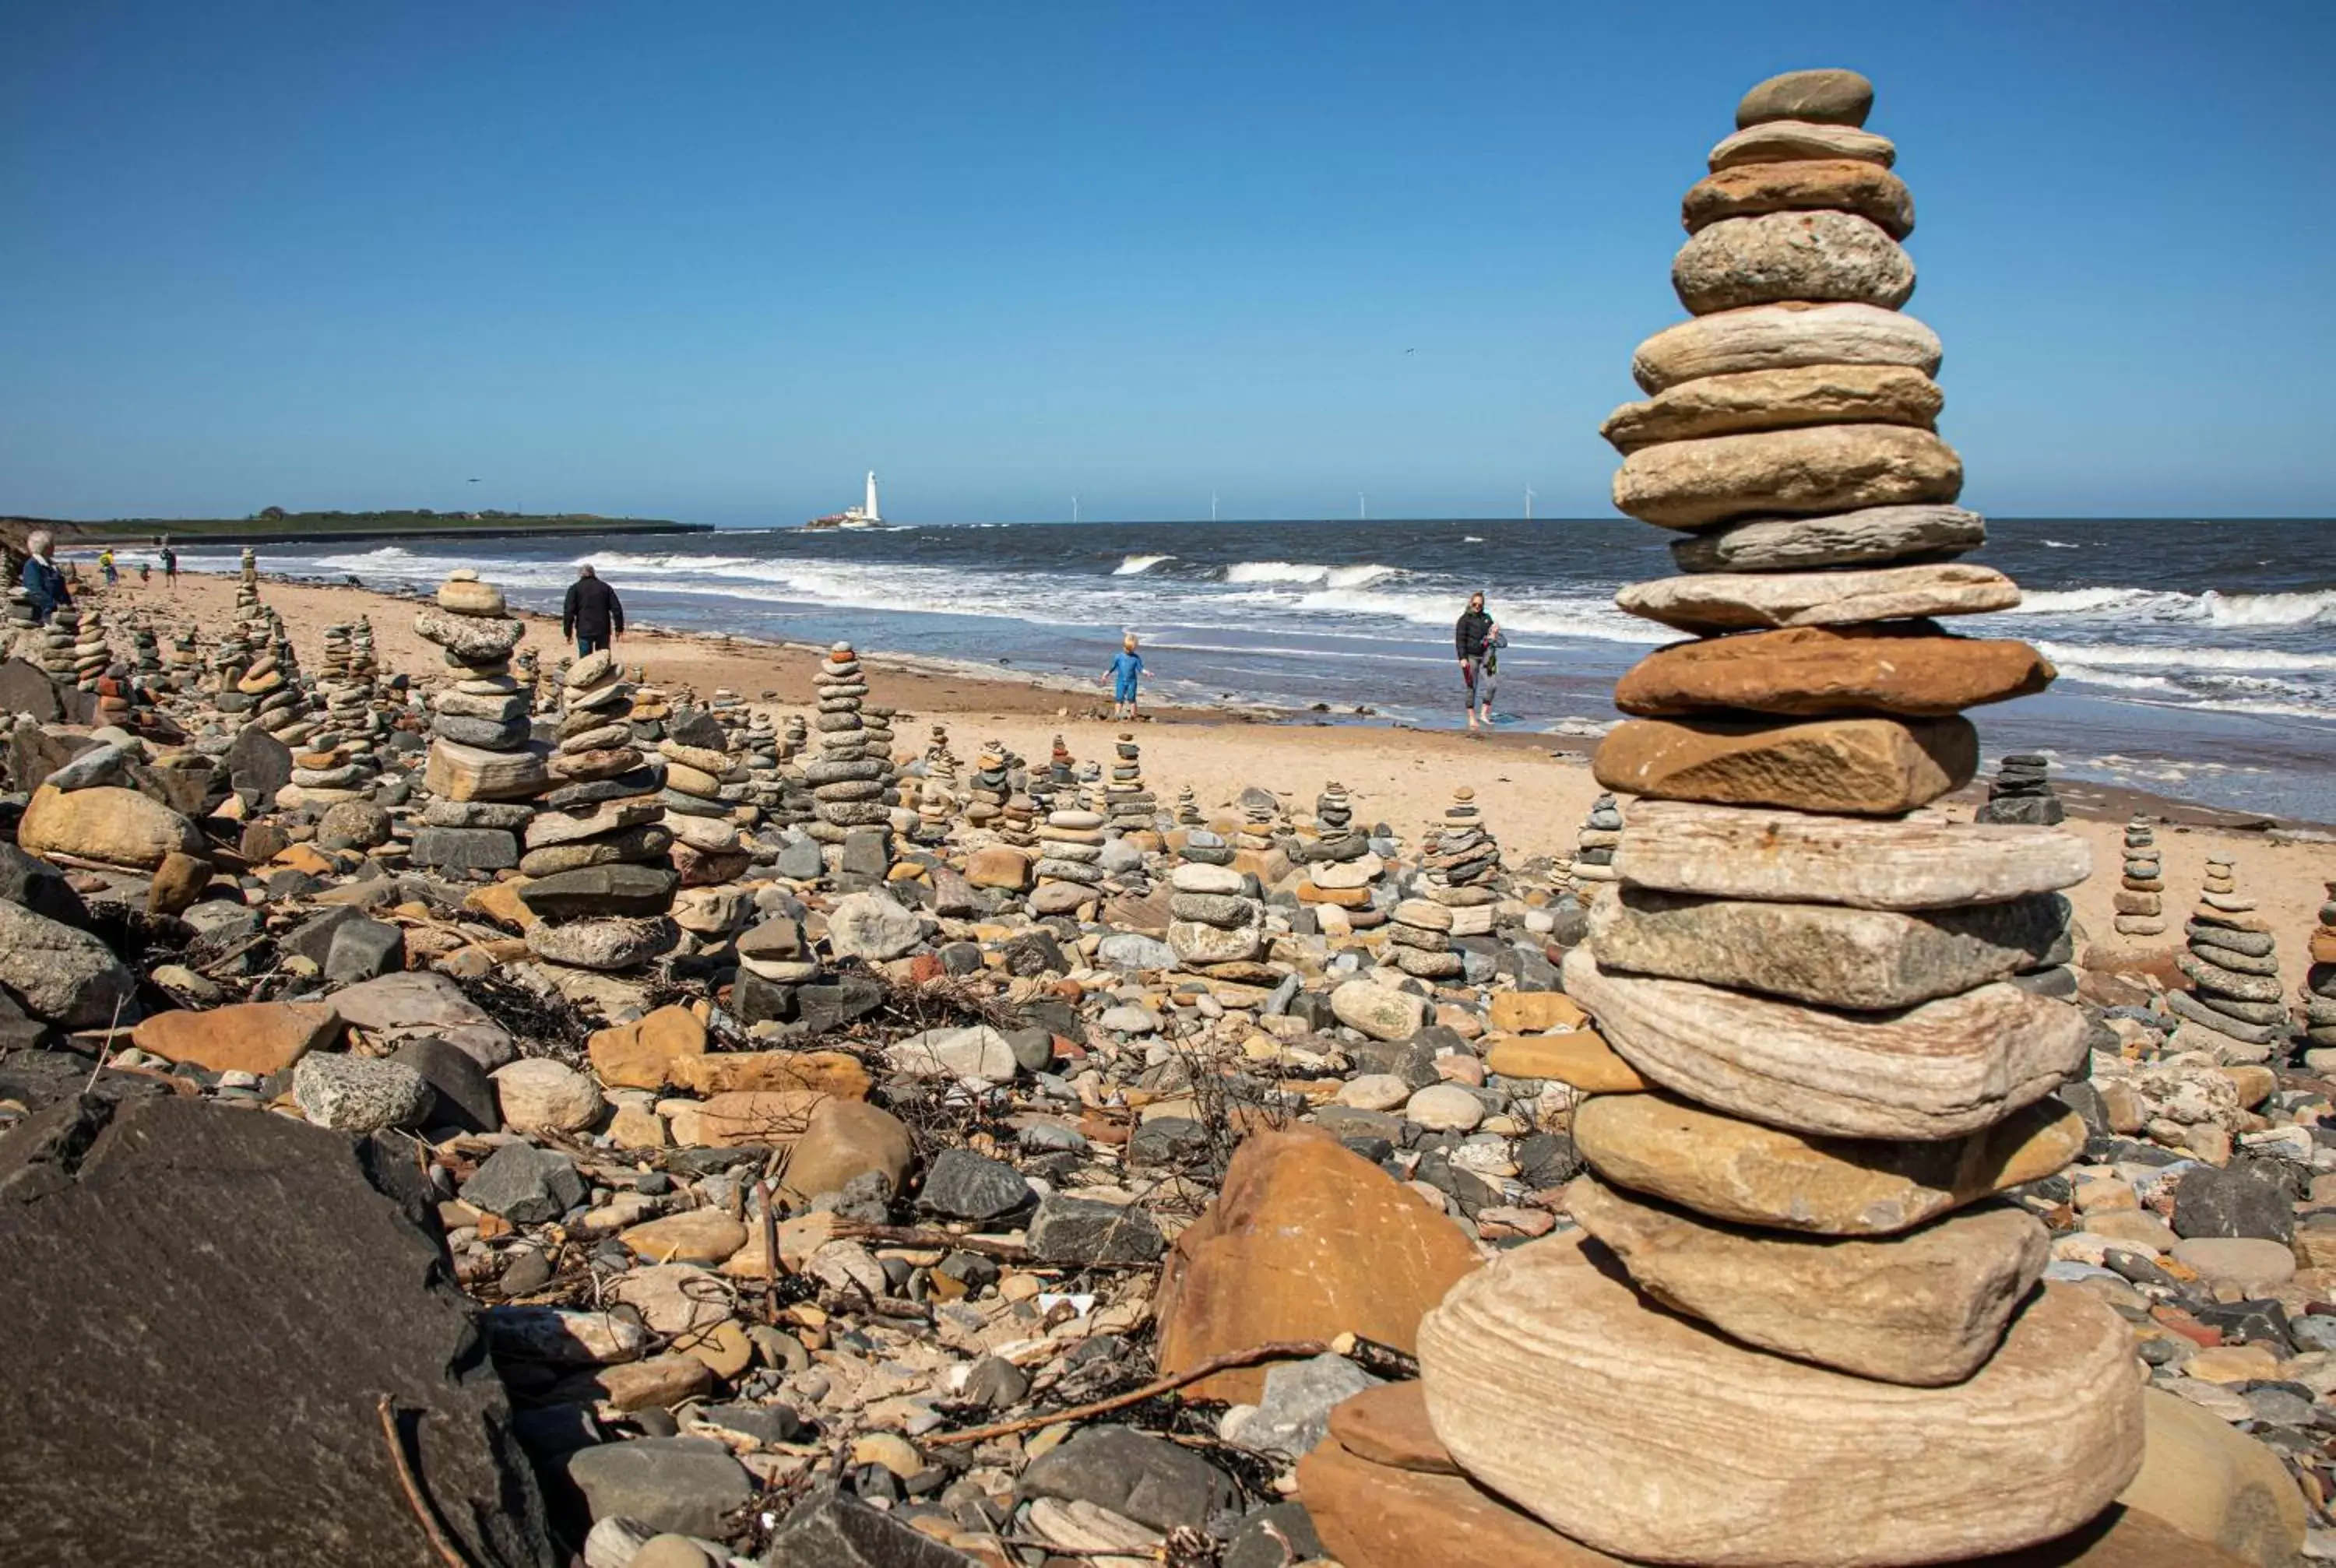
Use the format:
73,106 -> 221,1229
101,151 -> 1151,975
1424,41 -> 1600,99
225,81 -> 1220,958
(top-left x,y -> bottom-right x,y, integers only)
160,545 -> 178,588
98,548 -> 118,587
1455,592 -> 1499,730
562,563 -> 624,658
1106,633 -> 1145,720
19,533 -> 71,625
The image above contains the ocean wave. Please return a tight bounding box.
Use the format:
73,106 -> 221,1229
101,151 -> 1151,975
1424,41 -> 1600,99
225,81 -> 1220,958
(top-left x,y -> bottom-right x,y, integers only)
2001,587 -> 2188,617
2032,640 -> 2336,674
2041,539 -> 2080,549
1113,554 -> 1173,575
2002,585 -> 2336,628
1222,561 -> 1402,589
2202,589 -> 2336,627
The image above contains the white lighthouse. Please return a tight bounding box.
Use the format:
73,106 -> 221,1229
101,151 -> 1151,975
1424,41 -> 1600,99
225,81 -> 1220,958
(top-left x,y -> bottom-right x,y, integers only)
864,470 -> 881,524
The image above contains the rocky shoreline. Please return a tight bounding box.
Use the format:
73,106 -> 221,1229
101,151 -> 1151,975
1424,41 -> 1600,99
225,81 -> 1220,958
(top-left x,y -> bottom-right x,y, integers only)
3,70 -> 2335,1568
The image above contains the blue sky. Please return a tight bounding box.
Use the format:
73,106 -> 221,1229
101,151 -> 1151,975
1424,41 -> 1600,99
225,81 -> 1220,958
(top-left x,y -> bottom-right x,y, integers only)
3,2 -> 2329,525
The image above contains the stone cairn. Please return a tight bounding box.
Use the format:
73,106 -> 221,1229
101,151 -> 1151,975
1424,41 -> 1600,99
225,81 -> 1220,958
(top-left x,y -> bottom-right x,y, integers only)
3,584 -> 37,652
1297,783 -> 1380,926
1568,792 -> 1624,884
807,643 -> 888,875
1173,783 -> 1202,828
1974,750 -> 2063,824
964,740 -> 1010,836
129,620 -> 163,681
2165,856 -> 2288,1062
1031,797 -> 1106,916
914,723 -> 959,845
71,606 -> 111,691
350,617 -> 379,684
513,649 -> 678,972
1167,824 -> 1261,969
2113,815 -> 2165,938
1103,732 -> 1154,835
1407,69 -> 2142,1568
862,703 -> 899,812
2303,880 -> 2336,1061
413,572 -> 540,877
31,603 -> 78,684
997,775 -> 1037,853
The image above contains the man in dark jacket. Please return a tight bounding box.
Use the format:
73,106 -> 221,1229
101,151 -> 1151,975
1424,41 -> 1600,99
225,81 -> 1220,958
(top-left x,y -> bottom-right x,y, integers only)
1455,591 -> 1496,730
562,564 -> 624,657
19,531 -> 71,625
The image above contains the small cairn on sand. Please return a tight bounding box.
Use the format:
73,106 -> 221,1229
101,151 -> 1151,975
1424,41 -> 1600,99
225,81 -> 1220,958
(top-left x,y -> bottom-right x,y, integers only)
963,740 -> 1009,835
3,583 -> 37,649
1173,783 -> 1203,828
70,606 -> 111,692
655,720 -> 751,889
914,725 -> 959,846
1371,69 -> 2142,1568
32,604 -> 78,684
1031,797 -> 1107,917
1297,783 -> 1381,928
1104,732 -> 1153,835
807,643 -> 889,878
1568,792 -> 1623,885
1975,750 -> 2063,824
413,571 -> 541,877
2113,815 -> 2166,937
2302,880 -> 2336,1063
2165,856 -> 2289,1062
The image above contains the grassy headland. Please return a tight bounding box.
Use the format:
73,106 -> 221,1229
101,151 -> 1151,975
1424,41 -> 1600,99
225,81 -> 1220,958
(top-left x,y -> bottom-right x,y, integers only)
2,508 -> 711,550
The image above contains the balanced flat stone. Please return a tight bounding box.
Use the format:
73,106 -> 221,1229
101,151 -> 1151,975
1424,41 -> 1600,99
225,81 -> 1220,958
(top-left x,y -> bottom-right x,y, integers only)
1574,1088 -> 2085,1236
1670,504 -> 1986,572
1587,887 -> 2069,1009
1566,1176 -> 2049,1386
1633,301 -> 1941,395
1683,159 -> 1913,239
1673,209 -> 1916,315
1613,800 -> 2091,910
1613,625 -> 2053,717
1593,714 -> 1976,815
1564,947 -> 2088,1140
1613,425 -> 1962,530
1618,562 -> 2018,627
1417,1236 -> 2141,1566
1602,363 -> 1940,453
1709,119 -> 1895,171
1736,67 -> 1874,129
423,737 -> 549,802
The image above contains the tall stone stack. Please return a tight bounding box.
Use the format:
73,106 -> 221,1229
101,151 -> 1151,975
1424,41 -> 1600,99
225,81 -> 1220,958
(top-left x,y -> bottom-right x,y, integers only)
31,606 -> 78,684
3,586 -> 37,655
1567,792 -> 1624,884
2303,880 -> 2336,1061
807,643 -> 888,874
862,703 -> 901,816
2165,857 -> 2289,1062
963,740 -> 1010,835
2113,815 -> 2165,938
1405,69 -> 2141,1568
1103,732 -> 1154,834
413,572 -> 544,876
1298,783 -> 1381,916
1974,751 -> 2063,825
997,782 -> 1036,853
1167,831 -> 1264,969
350,617 -> 379,683
1173,784 -> 1203,828
914,723 -> 960,845
71,606 -> 111,691
129,621 -> 162,681
1031,800 -> 1107,916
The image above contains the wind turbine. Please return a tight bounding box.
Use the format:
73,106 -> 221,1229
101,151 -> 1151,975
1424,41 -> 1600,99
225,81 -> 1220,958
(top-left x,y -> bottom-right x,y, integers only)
1209,492 -> 1219,522
1358,492 -> 1367,521
1525,486 -> 1536,520
1071,493 -> 1081,524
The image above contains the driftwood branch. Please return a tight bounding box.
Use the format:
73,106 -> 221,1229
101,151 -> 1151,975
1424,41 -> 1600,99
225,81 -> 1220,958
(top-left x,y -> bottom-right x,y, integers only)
832,1222 -> 1034,1262
925,1338 -> 1331,1448
375,1394 -> 471,1568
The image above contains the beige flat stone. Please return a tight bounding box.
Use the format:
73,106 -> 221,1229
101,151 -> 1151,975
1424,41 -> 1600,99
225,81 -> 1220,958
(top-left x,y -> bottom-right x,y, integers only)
1708,119 -> 1897,171
1602,362 -> 1940,453
1567,1176 -> 2049,1385
1418,1235 -> 2143,1566
1673,209 -> 1916,315
1670,503 -> 1986,573
2117,1388 -> 2307,1568
1574,1088 -> 2084,1236
1618,562 -> 2016,628
1614,800 -> 2091,911
1483,1030 -> 1645,1092
1615,424 -> 1961,532
1633,302 -> 1941,395
1587,887 -> 2067,1009
1564,947 -> 2087,1140
1593,714 -> 1976,815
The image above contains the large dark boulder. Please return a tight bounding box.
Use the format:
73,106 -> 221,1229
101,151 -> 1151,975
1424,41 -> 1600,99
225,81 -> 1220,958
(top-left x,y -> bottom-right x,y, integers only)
0,1095 -> 557,1566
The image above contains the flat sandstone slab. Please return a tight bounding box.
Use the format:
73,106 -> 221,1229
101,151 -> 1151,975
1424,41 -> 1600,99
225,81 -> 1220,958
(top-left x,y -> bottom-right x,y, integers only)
1613,624 -> 2053,718
1573,1088 -> 2085,1236
1633,302 -> 1941,396
1593,714 -> 1976,815
1418,1236 -> 2142,1567
1566,1175 -> 2049,1386
1564,947 -> 2087,1141
1586,886 -> 2070,1009
1673,209 -> 1916,316
1617,562 -> 2018,628
1671,503 -> 1985,572
1613,800 -> 2091,910
1613,424 -> 1961,531
1682,158 -> 1914,238
1602,363 -> 1940,454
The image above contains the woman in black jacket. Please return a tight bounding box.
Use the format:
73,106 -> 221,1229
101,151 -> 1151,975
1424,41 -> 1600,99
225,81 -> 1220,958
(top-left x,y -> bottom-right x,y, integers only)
1455,592 -> 1497,730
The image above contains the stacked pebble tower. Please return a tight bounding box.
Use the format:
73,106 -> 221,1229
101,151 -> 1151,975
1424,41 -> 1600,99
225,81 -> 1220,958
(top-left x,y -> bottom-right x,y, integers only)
1568,792 -> 1624,884
656,723 -> 751,888
92,660 -> 135,730
1423,788 -> 1501,932
997,781 -> 1037,853
807,644 -> 888,870
1173,784 -> 1203,828
130,621 -> 163,681
1031,797 -> 1107,915
3,585 -> 37,654
1297,783 -> 1381,917
1104,732 -> 1154,834
511,649 -> 678,972
71,606 -> 111,692
862,703 -> 899,807
1973,751 -> 2063,825
2164,856 -> 2289,1062
1166,826 -> 1264,969
2303,880 -> 2336,1060
412,572 -> 542,877
2113,816 -> 2165,938
31,604 -> 78,684
914,725 -> 959,846
167,630 -> 199,684
963,740 -> 1010,835
1233,795 -> 1277,863
1391,69 -> 2142,1568
350,617 -> 380,684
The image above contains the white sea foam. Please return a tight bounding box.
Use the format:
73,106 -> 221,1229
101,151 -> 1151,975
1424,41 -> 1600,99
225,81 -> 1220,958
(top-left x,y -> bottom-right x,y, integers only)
2041,539 -> 2080,549
1222,561 -> 1401,588
1113,554 -> 1173,575
2003,585 -> 2336,628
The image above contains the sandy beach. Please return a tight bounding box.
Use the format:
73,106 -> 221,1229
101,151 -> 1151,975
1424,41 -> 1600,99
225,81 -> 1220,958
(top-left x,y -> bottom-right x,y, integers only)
74,565 -> 2336,1000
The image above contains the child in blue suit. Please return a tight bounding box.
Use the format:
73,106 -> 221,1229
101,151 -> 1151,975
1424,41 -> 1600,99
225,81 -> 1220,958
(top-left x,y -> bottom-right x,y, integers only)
1106,634 -> 1144,720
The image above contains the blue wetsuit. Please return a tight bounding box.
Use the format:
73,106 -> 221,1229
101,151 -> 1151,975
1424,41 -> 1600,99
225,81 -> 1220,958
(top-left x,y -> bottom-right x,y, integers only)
1109,650 -> 1143,702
